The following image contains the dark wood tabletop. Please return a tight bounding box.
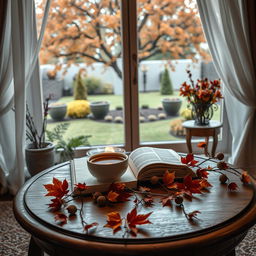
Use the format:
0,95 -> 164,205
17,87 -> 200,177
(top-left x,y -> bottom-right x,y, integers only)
13,155 -> 256,256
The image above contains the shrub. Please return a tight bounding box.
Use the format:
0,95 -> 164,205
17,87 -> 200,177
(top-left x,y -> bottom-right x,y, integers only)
148,114 -> 157,121
170,119 -> 186,136
67,100 -> 90,118
158,113 -> 167,119
102,83 -> 114,94
180,108 -> 193,120
160,67 -> 173,95
116,106 -> 123,110
73,72 -> 88,100
114,116 -> 123,123
84,77 -> 102,95
139,116 -> 145,123
104,115 -> 113,122
141,104 -> 149,109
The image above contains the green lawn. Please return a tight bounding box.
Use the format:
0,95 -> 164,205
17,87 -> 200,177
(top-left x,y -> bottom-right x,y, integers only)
47,92 -> 221,145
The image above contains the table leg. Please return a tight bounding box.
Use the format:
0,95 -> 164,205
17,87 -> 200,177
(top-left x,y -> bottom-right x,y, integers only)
211,130 -> 218,157
186,129 -> 192,154
28,236 -> 44,256
205,137 -> 209,156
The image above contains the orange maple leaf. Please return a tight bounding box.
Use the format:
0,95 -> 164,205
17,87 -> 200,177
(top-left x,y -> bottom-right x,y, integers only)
241,171 -> 250,184
161,195 -> 175,207
163,171 -> 176,188
44,178 -> 69,198
104,212 -> 122,233
197,142 -> 207,148
200,179 -> 212,189
107,191 -> 119,202
48,198 -> 63,211
74,182 -> 88,191
196,168 -> 209,179
126,208 -> 152,236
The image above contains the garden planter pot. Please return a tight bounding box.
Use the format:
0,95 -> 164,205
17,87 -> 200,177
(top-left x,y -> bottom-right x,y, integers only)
162,98 -> 182,116
49,103 -> 67,121
90,101 -> 110,119
25,142 -> 55,176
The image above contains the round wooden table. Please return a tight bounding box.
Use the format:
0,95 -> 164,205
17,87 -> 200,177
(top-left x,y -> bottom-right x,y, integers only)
14,156 -> 256,256
182,120 -> 223,157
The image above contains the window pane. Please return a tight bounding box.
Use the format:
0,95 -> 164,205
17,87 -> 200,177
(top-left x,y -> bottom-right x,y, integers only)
37,0 -> 125,147
137,0 -> 220,144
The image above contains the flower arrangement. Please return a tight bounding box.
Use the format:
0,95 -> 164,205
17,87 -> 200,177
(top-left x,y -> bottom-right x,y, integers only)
26,97 -> 50,149
180,70 -> 223,125
43,149 -> 251,237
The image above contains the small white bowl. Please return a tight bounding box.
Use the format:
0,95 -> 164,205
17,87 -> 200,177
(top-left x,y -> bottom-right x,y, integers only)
87,152 -> 128,182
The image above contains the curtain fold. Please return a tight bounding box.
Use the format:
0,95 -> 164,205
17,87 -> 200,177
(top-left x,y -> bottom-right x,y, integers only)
197,0 -> 256,174
0,0 -> 51,194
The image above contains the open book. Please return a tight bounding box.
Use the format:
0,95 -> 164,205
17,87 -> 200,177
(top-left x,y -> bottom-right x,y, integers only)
128,147 -> 195,180
70,147 -> 195,195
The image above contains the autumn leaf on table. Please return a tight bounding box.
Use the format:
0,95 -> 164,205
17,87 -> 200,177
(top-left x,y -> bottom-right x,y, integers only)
107,190 -> 119,202
228,182 -> 238,191
54,213 -> 68,224
161,195 -> 175,207
176,175 -> 202,197
48,198 -> 63,211
139,186 -> 151,192
163,171 -> 176,188
181,154 -> 198,167
104,212 -> 122,233
84,222 -> 98,232
197,142 -> 207,148
199,179 -> 212,189
107,183 -> 132,202
126,208 -> 152,236
187,210 -> 201,220
241,171 -> 250,184
44,177 -> 69,198
74,182 -> 88,192
143,196 -> 154,206
196,168 -> 209,179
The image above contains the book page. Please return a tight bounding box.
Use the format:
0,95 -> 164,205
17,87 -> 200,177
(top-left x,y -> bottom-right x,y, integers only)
128,147 -> 193,180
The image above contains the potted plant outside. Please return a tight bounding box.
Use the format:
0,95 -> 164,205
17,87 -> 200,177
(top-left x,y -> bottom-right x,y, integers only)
162,98 -> 182,116
90,101 -> 110,119
25,97 -> 55,176
49,102 -> 67,121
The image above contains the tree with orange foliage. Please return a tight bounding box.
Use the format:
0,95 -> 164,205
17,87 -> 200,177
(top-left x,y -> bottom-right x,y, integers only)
38,0 -> 209,79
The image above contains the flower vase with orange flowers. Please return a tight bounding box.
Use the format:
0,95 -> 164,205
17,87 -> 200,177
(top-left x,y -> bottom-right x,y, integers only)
180,70 -> 223,125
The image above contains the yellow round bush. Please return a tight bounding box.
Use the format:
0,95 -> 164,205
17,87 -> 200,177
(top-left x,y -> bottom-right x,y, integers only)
180,108 -> 193,120
67,100 -> 90,118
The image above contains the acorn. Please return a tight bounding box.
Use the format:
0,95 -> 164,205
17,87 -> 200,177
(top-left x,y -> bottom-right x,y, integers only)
150,176 -> 159,185
97,195 -> 107,207
175,196 -> 183,205
66,205 -> 77,215
92,192 -> 102,202
217,161 -> 228,170
215,152 -> 224,160
219,174 -> 228,184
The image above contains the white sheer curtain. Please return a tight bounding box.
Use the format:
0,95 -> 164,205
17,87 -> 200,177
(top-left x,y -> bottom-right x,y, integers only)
0,0 -> 51,194
197,0 -> 256,175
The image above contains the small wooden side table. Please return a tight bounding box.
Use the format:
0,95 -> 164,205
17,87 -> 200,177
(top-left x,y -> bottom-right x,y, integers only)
182,120 -> 223,157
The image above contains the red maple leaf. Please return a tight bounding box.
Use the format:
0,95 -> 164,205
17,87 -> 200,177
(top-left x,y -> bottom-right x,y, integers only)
74,182 -> 88,191
163,171 -> 176,188
54,213 -> 68,224
126,208 -> 152,236
176,175 -> 202,197
84,222 -> 98,231
48,198 -> 63,211
200,179 -> 212,189
104,212 -> 122,233
44,178 -> 69,198
108,183 -> 126,192
228,182 -> 238,191
196,168 -> 209,179
181,154 -> 198,166
241,171 -> 250,184
161,195 -> 175,207
187,210 -> 201,220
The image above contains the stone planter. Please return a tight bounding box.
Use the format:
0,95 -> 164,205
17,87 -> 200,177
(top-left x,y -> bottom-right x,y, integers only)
49,103 -> 67,121
25,142 -> 55,177
90,101 -> 110,119
162,98 -> 182,116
